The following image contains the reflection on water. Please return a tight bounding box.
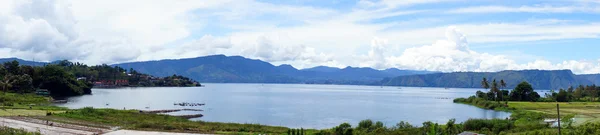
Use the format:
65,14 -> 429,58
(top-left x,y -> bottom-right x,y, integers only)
57,83 -> 512,129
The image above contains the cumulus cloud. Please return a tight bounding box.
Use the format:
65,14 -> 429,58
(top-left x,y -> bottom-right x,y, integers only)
359,37 -> 388,69
383,26 -> 600,74
241,35 -> 334,65
448,5 -> 600,14
0,0 -> 84,61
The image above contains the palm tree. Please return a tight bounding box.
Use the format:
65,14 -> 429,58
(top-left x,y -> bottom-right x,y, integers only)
500,79 -> 507,104
481,78 -> 490,90
481,78 -> 490,100
491,79 -> 500,103
0,76 -> 14,95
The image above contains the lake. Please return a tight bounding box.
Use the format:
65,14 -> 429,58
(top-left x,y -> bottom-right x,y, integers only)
57,83 -> 511,129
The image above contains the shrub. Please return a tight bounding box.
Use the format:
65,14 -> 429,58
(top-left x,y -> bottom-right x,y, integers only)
463,119 -> 513,134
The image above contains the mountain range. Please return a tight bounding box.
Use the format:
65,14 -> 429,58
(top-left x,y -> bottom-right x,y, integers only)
381,70 -> 599,90
111,55 -> 433,84
2,55 -> 600,89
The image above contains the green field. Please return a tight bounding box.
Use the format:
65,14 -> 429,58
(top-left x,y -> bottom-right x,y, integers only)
0,109 -> 64,116
507,102 -> 600,125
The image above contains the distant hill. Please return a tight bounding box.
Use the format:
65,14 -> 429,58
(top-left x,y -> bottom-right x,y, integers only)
0,58 -> 47,66
302,66 -> 340,72
113,55 -> 434,84
577,74 -> 600,85
7,56 -> 600,88
382,70 -> 596,90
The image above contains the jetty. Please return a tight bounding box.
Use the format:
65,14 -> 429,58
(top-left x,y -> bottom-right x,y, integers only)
51,100 -> 68,103
139,109 -> 203,114
173,102 -> 205,107
173,114 -> 204,119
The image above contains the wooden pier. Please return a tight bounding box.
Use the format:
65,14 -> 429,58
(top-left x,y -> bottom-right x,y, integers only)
173,114 -> 203,119
173,102 -> 205,107
138,109 -> 203,114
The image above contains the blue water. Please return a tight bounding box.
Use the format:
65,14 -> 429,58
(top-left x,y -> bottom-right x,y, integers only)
57,83 -> 511,129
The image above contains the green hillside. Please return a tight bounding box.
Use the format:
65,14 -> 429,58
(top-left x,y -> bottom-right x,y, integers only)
383,70 -> 595,90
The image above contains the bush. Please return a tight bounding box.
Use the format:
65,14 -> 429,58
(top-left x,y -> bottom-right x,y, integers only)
454,96 -> 507,110
463,119 -> 513,134
0,126 -> 41,135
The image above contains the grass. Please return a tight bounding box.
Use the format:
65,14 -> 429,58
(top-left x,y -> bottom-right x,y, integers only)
54,107 -> 290,134
453,96 -> 510,111
0,109 -> 64,116
0,93 -> 51,105
0,126 -> 41,135
0,92 -> 66,116
0,92 -> 290,134
507,102 -> 600,126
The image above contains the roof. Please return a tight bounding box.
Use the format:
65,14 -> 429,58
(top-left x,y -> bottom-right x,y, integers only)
459,131 -> 483,135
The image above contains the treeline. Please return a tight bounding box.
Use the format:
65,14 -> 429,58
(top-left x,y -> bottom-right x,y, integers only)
475,78 -> 541,103
453,78 -> 542,110
466,77 -> 600,103
54,60 -> 201,87
314,113 -> 599,135
0,60 -> 92,97
0,60 -> 201,97
541,85 -> 600,102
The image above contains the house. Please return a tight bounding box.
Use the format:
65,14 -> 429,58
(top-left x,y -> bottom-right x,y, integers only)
459,131 -> 483,135
77,77 -> 87,81
35,89 -> 49,96
115,79 -> 129,86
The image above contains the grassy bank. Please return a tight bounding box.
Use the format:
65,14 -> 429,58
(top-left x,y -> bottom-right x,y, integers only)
53,107 -> 289,134
454,96 -> 600,134
453,96 -> 511,110
0,127 -> 41,135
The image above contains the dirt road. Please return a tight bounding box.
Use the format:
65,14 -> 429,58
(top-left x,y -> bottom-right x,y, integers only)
0,117 -> 101,135
0,117 -> 214,135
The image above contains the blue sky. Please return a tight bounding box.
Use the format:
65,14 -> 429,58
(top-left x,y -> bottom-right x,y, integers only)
0,0 -> 599,73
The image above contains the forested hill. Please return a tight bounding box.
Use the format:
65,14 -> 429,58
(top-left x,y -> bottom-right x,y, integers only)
382,70 -> 600,90
0,59 -> 201,97
112,55 -> 434,84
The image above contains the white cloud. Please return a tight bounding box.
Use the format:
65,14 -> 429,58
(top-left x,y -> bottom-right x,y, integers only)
0,0 -> 83,61
383,26 -> 600,74
448,5 -> 600,14
240,35 -> 334,64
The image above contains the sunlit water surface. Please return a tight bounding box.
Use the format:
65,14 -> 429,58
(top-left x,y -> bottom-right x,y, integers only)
57,83 -> 513,129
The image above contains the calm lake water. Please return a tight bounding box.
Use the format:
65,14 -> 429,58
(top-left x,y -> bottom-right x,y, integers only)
57,83 -> 512,129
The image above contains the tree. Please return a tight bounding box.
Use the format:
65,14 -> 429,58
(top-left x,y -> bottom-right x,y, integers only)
395,121 -> 413,129
556,89 -> 569,102
500,79 -> 507,103
9,74 -> 34,93
0,66 -> 6,77
3,60 -> 20,75
567,86 -> 574,101
444,119 -> 459,135
586,84 -> 598,102
0,76 -> 14,94
510,81 -> 540,101
358,119 -> 374,132
38,65 -> 91,97
574,85 -> 585,101
334,123 -> 353,135
476,91 -> 486,99
481,78 -> 490,90
481,78 -> 490,100
491,79 -> 500,103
